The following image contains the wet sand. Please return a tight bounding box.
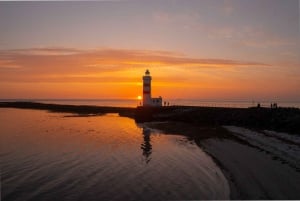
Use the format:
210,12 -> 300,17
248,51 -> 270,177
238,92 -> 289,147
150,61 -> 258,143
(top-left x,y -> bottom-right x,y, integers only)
146,122 -> 300,199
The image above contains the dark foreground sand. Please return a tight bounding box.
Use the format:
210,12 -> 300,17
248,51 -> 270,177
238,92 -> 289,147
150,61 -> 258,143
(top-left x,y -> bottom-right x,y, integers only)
146,122 -> 300,199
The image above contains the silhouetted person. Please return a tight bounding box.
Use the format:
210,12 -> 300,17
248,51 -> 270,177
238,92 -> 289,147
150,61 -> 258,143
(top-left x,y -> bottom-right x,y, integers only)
271,102 -> 278,109
257,103 -> 260,108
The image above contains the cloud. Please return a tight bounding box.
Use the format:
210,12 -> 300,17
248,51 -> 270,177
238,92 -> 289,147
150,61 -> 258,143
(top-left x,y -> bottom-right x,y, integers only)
2,47 -> 83,56
0,47 -> 269,83
0,58 -> 22,69
0,47 -> 268,67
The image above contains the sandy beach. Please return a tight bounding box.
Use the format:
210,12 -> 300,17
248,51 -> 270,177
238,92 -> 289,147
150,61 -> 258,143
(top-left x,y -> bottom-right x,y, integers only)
146,122 -> 300,199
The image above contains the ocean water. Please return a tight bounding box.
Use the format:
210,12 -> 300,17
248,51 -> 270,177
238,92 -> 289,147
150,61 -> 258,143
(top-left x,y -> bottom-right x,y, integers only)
0,108 -> 229,201
1,99 -> 300,108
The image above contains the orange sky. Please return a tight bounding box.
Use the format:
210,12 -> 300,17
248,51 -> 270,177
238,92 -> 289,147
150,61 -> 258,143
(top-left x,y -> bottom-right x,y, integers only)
0,48 -> 298,100
0,1 -> 299,101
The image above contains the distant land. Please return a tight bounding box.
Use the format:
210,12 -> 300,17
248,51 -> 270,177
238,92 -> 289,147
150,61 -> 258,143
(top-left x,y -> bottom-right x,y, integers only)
1,101 -> 299,135
1,99 -> 300,108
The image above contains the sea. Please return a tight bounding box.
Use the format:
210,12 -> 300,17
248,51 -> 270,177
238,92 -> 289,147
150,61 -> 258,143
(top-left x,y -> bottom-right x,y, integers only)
0,108 -> 229,201
1,98 -> 300,108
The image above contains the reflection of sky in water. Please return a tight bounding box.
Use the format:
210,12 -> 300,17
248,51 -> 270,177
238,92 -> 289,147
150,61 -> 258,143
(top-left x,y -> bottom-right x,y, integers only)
1,108 -> 229,200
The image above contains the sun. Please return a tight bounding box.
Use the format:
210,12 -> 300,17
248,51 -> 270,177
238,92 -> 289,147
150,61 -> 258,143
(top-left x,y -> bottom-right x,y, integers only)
137,95 -> 142,100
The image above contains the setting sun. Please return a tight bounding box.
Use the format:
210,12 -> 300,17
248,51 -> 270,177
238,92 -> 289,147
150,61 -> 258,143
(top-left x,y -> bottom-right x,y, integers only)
137,95 -> 142,100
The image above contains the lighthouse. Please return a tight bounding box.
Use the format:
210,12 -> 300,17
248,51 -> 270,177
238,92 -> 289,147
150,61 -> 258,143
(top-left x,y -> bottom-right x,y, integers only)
143,69 -> 152,106
142,69 -> 162,107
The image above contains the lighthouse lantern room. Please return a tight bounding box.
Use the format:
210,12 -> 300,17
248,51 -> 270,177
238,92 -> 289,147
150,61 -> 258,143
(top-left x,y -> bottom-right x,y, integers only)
142,69 -> 162,107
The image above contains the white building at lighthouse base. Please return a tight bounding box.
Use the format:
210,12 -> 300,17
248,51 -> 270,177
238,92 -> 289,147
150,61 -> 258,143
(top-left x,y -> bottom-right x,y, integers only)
150,96 -> 163,107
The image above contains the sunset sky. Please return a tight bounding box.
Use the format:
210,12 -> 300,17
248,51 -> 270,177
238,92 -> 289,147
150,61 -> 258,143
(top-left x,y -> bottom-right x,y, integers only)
0,0 -> 299,101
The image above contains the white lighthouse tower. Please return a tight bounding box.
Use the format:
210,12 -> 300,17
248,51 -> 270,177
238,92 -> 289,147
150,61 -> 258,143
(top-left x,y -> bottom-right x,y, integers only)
142,69 -> 162,107
143,69 -> 152,106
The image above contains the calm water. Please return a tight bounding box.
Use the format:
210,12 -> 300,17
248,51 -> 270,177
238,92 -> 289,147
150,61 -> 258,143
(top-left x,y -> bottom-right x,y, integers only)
2,99 -> 300,108
0,108 -> 229,201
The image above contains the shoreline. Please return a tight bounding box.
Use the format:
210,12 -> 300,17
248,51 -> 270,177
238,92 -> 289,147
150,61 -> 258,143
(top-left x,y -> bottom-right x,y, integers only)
1,101 -> 299,134
145,121 -> 300,199
0,101 -> 136,118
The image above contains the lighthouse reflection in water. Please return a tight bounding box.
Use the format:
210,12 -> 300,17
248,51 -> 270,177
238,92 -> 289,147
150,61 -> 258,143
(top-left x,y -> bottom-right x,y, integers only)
141,126 -> 152,164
